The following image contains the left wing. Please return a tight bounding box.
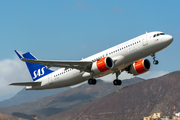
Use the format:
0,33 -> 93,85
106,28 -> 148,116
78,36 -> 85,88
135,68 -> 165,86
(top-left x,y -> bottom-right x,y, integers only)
15,50 -> 92,72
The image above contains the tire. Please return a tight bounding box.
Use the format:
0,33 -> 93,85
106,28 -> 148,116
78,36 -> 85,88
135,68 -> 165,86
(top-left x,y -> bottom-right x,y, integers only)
153,60 -> 159,65
113,80 -> 118,86
118,80 -> 122,85
113,79 -> 122,86
92,79 -> 97,85
88,79 -> 93,85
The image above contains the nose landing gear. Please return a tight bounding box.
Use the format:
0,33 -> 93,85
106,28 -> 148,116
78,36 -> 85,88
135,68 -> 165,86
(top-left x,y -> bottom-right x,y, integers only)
151,53 -> 159,65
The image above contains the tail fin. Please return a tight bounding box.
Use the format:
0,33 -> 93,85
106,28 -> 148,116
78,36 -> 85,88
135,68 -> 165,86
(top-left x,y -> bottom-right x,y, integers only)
15,50 -> 54,81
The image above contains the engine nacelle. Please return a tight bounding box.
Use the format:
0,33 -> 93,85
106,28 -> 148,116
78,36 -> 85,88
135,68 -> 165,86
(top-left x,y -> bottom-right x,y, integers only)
127,59 -> 151,75
91,57 -> 114,73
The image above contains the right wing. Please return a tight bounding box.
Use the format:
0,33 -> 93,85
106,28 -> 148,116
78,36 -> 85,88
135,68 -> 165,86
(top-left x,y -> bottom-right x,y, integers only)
10,82 -> 41,86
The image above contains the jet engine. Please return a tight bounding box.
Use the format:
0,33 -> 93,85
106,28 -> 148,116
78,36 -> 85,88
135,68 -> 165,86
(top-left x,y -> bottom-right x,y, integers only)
126,59 -> 151,75
91,57 -> 114,73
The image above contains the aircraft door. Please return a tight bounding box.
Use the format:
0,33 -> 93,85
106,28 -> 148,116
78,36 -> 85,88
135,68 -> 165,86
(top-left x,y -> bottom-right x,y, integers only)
142,33 -> 148,46
48,74 -> 53,85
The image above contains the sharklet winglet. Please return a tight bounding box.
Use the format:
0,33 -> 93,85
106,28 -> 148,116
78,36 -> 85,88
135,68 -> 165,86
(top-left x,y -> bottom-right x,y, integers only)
15,50 -> 24,60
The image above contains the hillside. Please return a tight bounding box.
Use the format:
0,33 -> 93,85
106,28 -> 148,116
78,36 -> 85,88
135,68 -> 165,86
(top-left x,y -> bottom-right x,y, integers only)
43,71 -> 180,120
0,86 -> 70,107
0,78 -> 144,119
0,113 -> 19,120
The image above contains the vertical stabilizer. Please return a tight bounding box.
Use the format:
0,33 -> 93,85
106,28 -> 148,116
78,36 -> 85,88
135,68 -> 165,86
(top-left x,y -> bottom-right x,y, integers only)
15,51 -> 54,81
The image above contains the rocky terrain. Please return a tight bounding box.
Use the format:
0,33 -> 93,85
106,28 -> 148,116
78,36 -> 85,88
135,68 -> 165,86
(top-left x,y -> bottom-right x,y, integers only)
44,71 -> 180,120
0,78 -> 144,119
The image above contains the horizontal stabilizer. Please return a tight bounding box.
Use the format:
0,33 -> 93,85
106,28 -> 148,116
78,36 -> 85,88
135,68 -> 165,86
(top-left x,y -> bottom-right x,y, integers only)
10,82 -> 41,86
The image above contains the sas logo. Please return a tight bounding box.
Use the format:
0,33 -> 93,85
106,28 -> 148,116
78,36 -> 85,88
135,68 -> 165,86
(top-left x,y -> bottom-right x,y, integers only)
33,67 -> 46,79
154,39 -> 159,42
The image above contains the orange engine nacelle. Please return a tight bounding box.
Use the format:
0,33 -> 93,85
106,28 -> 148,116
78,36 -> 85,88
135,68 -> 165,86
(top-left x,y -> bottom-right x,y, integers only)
127,59 -> 151,75
91,57 -> 114,73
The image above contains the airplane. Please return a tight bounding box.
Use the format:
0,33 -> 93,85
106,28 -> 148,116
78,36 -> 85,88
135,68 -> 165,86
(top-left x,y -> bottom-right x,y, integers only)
10,31 -> 173,90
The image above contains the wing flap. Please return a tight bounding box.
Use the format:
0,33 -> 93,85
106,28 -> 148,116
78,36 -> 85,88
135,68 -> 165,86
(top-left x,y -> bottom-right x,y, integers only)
10,82 -> 41,86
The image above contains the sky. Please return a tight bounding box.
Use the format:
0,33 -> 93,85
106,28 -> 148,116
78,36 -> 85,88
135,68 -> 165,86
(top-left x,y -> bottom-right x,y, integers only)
0,0 -> 179,101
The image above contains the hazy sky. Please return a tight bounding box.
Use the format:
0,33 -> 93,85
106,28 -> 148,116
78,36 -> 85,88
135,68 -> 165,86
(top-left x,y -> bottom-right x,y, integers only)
0,0 -> 179,101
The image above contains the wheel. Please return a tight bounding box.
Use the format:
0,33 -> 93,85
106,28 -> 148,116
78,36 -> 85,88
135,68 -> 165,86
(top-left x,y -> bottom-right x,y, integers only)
88,79 -> 93,85
113,80 -> 118,86
88,79 -> 96,85
92,79 -> 97,85
113,79 -> 122,86
117,80 -> 122,85
153,60 -> 159,65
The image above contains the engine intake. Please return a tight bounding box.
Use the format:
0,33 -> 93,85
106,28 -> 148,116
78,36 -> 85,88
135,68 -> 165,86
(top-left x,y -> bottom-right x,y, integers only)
127,59 -> 151,75
91,57 -> 114,73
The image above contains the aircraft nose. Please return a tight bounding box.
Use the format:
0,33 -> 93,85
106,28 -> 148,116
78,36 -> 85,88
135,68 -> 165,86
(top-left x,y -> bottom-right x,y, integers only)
165,35 -> 173,45
167,35 -> 173,42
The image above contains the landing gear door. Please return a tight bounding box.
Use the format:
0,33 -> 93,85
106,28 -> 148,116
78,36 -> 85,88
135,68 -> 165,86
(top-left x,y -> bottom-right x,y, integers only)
142,33 -> 148,46
48,74 -> 53,85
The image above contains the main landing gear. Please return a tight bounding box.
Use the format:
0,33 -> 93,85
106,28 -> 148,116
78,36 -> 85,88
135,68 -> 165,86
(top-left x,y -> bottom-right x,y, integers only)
88,78 -> 97,85
113,71 -> 122,86
151,53 -> 159,65
88,71 -> 122,86
88,72 -> 97,85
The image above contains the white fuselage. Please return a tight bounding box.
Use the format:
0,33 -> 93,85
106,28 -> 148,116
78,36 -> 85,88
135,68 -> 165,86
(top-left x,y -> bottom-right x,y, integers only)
26,31 -> 173,90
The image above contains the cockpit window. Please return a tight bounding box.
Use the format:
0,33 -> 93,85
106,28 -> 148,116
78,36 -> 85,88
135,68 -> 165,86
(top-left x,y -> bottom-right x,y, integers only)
153,33 -> 165,38
160,33 -> 165,35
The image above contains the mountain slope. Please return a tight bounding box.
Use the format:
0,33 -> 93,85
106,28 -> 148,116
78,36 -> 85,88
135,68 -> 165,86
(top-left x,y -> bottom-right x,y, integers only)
0,113 -> 19,120
0,78 -> 144,119
0,87 -> 70,107
44,71 -> 180,120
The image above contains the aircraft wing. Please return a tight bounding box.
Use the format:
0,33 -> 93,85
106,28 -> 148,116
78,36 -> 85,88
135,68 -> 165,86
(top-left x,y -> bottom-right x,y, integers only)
10,82 -> 41,86
22,58 -> 92,71
15,50 -> 92,72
